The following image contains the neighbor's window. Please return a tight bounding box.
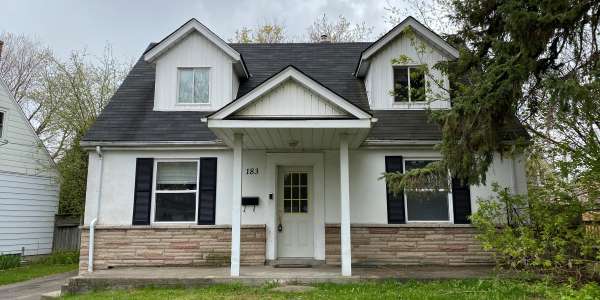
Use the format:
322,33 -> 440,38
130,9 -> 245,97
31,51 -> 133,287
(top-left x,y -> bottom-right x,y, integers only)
177,68 -> 209,104
404,160 -> 450,221
393,66 -> 426,102
154,161 -> 199,222
0,111 -> 4,139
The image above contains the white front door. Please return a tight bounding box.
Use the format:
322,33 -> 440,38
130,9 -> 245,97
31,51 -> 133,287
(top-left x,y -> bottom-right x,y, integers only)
277,166 -> 314,258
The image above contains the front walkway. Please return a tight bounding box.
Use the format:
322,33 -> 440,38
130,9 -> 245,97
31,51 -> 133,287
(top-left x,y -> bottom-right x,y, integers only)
0,271 -> 77,300
64,265 -> 497,293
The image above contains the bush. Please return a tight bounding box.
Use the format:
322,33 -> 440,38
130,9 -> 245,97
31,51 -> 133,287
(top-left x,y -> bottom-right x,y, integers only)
472,178 -> 600,282
0,254 -> 21,270
36,251 -> 79,265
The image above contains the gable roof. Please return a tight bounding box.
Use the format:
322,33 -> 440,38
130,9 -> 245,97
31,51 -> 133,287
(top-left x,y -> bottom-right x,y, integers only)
355,16 -> 459,76
144,18 -> 249,78
209,65 -> 371,120
0,78 -> 57,169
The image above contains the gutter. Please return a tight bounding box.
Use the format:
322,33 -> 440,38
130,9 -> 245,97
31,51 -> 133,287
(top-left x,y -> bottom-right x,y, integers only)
88,146 -> 104,273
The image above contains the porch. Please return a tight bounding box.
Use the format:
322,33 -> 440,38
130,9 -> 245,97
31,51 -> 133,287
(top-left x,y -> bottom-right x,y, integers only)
64,265 -> 497,294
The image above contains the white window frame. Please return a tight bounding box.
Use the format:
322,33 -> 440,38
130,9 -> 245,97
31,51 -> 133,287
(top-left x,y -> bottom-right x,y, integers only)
0,109 -> 6,140
150,159 -> 200,224
176,67 -> 211,105
402,158 -> 454,224
392,65 -> 427,104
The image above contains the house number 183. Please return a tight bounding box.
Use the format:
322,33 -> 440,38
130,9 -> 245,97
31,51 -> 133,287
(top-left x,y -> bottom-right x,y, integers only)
246,168 -> 259,175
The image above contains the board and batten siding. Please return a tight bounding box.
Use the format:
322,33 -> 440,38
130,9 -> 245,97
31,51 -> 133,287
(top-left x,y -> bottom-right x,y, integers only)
0,80 -> 58,256
364,33 -> 451,110
153,31 -> 236,111
235,80 -> 349,117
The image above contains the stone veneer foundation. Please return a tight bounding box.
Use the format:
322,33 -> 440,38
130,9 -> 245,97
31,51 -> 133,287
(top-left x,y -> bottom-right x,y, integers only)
325,224 -> 493,266
79,225 -> 266,272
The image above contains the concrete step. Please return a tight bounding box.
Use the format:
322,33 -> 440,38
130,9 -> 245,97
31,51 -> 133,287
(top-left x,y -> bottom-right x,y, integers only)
271,258 -> 323,268
40,290 -> 61,299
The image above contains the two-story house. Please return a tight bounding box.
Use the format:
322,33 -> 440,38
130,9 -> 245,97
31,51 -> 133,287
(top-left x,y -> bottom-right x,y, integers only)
79,17 -> 528,277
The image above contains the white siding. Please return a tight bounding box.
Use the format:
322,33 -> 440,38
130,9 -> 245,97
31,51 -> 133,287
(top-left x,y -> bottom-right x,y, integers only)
0,173 -> 58,255
0,81 -> 58,255
235,80 -> 349,117
153,32 -> 236,111
364,33 -> 451,110
89,148 -> 525,226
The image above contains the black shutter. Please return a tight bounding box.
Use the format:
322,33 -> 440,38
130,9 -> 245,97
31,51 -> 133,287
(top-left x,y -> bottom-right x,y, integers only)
132,158 -> 153,225
198,158 -> 217,225
452,178 -> 472,224
385,156 -> 405,224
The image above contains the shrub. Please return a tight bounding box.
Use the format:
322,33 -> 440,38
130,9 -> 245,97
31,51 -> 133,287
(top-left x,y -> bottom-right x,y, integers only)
0,254 -> 21,270
472,178 -> 600,282
36,251 -> 79,265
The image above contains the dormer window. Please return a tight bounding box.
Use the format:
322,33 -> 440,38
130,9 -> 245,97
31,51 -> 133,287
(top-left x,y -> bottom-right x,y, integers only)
177,68 -> 209,104
393,66 -> 425,102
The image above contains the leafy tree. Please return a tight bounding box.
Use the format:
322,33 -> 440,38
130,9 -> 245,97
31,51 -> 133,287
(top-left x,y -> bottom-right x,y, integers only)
231,22 -> 287,43
306,14 -> 373,42
56,130 -> 88,216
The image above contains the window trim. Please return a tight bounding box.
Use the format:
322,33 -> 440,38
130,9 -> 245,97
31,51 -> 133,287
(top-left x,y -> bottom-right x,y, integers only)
176,67 -> 211,105
402,158 -> 454,223
150,159 -> 200,224
0,109 -> 6,140
392,65 -> 427,104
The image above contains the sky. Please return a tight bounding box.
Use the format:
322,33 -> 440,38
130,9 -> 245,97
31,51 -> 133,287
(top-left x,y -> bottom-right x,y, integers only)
0,0 -> 398,62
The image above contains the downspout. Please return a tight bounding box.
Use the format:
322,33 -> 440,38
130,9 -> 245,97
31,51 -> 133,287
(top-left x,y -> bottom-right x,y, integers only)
88,146 -> 104,273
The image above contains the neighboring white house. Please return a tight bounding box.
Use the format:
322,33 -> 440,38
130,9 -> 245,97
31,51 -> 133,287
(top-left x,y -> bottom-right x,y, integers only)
0,77 -> 59,256
79,17 -> 529,276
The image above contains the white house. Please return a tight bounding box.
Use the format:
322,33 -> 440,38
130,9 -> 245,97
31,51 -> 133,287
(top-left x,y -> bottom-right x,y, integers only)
79,17 -> 528,276
0,78 -> 59,256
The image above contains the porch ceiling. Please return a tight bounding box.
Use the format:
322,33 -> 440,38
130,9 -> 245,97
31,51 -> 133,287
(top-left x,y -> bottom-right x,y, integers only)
210,127 -> 370,149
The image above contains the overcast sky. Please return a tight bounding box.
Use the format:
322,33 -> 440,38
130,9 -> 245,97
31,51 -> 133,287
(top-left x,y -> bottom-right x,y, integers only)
1,0 -> 400,61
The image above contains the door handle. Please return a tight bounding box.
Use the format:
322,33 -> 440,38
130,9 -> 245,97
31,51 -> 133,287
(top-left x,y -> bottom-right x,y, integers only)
277,224 -> 283,232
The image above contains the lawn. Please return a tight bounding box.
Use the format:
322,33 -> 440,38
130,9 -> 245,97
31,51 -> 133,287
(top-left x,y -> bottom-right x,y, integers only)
0,251 -> 79,286
61,279 -> 600,300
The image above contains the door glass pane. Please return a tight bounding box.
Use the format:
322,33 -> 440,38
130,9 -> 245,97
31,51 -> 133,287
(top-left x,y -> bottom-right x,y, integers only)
282,171 -> 309,214
300,186 -> 307,199
284,200 -> 291,212
300,200 -> 308,213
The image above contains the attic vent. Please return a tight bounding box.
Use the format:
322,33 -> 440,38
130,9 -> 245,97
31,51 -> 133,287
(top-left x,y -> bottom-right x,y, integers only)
320,34 -> 330,43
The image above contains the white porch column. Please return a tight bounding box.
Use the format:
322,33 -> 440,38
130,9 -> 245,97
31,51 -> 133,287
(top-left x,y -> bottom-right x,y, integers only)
339,134 -> 352,276
230,133 -> 243,277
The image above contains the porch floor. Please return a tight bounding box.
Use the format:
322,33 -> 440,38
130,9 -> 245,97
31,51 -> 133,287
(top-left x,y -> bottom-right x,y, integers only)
65,265 -> 498,293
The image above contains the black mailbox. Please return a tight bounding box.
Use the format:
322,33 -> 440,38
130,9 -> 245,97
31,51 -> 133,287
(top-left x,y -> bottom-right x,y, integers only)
241,197 -> 259,206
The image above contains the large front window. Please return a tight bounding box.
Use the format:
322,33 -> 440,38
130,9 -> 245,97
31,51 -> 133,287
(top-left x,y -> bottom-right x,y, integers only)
154,160 -> 199,222
404,160 -> 450,222
177,68 -> 209,104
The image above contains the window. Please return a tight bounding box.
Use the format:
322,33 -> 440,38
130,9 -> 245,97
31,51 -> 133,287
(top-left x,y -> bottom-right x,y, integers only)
393,66 -> 426,102
153,161 -> 199,222
177,68 -> 209,104
283,172 -> 308,213
0,111 -> 4,139
404,160 -> 450,222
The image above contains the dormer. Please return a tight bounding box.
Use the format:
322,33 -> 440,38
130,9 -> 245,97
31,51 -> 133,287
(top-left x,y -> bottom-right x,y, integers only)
356,17 -> 459,110
144,19 -> 248,111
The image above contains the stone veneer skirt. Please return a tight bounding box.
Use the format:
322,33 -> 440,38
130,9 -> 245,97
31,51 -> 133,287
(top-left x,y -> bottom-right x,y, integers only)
79,225 -> 266,272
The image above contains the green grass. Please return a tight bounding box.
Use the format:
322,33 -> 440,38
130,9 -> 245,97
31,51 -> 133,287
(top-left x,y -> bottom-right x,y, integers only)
61,279 -> 600,300
0,251 -> 79,286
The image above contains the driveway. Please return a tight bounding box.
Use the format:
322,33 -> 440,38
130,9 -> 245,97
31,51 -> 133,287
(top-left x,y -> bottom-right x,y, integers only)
0,271 -> 77,300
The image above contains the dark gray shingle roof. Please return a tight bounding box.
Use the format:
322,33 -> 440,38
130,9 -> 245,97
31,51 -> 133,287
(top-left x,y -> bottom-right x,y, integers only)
83,42 -> 527,143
